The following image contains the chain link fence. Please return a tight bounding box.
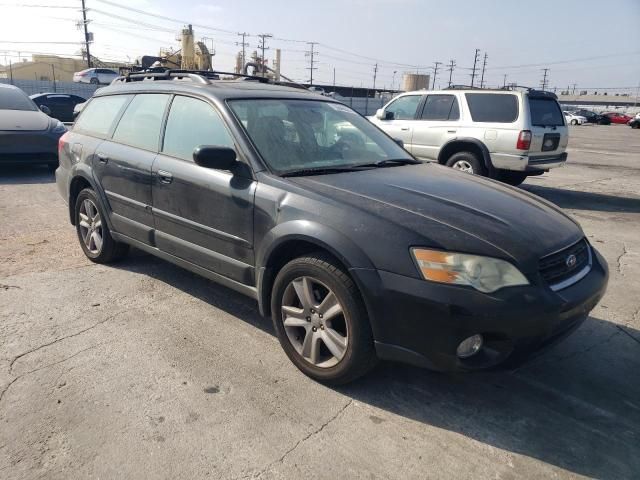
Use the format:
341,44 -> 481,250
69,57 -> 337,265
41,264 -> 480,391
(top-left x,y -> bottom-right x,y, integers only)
0,78 -> 99,99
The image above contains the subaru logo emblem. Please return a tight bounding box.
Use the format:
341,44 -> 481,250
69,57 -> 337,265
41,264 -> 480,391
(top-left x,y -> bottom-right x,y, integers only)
566,254 -> 577,269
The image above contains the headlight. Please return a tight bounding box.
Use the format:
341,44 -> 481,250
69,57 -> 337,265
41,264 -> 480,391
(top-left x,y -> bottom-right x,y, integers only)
51,121 -> 67,134
411,248 -> 529,293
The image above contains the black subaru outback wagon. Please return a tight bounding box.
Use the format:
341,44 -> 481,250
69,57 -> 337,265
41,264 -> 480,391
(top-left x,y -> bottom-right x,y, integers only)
56,70 -> 608,384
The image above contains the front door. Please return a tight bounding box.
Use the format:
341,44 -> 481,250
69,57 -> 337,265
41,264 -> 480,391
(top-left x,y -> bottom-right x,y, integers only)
152,95 -> 256,286
375,94 -> 424,152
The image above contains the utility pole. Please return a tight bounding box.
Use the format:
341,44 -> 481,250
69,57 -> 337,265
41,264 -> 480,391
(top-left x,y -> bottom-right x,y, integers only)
81,0 -> 92,68
305,41 -> 318,85
571,83 -> 577,95
51,64 -> 56,92
480,52 -> 488,88
257,34 -> 272,77
237,32 -> 249,70
446,59 -> 456,87
392,70 -> 397,91
470,48 -> 480,87
432,61 -> 441,89
503,74 -> 508,88
540,68 -> 550,91
372,62 -> 378,90
333,67 -> 336,88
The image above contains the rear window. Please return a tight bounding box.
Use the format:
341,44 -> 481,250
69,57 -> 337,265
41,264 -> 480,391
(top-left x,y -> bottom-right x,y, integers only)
465,93 -> 518,123
74,95 -> 132,137
0,88 -> 37,111
529,97 -> 564,127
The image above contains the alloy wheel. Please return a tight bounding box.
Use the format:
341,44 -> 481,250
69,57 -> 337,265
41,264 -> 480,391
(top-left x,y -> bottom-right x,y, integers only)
281,276 -> 349,368
452,159 -> 474,173
78,199 -> 103,254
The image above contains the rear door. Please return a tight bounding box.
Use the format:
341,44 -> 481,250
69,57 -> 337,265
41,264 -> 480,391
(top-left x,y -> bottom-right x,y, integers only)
374,94 -> 424,151
527,95 -> 567,159
411,94 -> 460,160
152,95 -> 256,285
94,93 -> 170,243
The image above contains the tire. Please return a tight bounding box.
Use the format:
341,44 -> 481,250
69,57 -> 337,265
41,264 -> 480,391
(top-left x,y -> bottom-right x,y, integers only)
89,77 -> 99,85
74,188 -> 128,263
497,170 -> 528,186
445,151 -> 486,176
571,119 -> 578,125
271,252 -> 377,385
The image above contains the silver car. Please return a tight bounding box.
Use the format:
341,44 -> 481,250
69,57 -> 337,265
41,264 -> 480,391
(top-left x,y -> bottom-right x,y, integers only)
369,88 -> 568,186
73,68 -> 119,85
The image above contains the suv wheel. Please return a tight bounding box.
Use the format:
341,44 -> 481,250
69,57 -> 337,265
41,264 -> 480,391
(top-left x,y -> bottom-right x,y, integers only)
446,151 -> 486,176
75,188 -> 128,263
271,253 -> 376,385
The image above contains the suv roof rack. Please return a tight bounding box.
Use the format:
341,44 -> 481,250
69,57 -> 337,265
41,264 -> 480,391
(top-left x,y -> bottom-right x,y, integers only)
113,68 -> 270,85
443,84 -> 558,98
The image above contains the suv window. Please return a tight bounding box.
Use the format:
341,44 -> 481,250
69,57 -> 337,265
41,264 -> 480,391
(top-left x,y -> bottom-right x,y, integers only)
530,97 -> 565,127
420,95 -> 459,121
162,96 -> 234,161
112,94 -> 169,151
385,95 -> 422,120
465,93 -> 518,123
74,95 -> 131,136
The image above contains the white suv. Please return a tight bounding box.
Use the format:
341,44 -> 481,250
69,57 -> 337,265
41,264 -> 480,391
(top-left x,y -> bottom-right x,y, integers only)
369,88 -> 568,185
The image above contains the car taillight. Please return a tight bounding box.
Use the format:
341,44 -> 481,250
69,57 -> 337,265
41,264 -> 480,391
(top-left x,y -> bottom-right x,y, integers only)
516,130 -> 531,150
58,132 -> 68,155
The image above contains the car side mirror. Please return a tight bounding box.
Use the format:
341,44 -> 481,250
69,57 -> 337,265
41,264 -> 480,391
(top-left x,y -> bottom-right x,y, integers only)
193,146 -> 237,171
39,105 -> 51,116
376,108 -> 394,120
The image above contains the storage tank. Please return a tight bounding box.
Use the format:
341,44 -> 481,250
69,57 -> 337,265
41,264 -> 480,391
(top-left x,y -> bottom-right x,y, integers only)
402,73 -> 430,91
181,25 -> 195,70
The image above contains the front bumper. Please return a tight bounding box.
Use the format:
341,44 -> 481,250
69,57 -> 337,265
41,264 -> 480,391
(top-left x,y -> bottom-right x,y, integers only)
353,248 -> 608,372
490,152 -> 568,172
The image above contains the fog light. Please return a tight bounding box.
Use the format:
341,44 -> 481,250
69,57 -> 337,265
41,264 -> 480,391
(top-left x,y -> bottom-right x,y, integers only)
457,334 -> 483,358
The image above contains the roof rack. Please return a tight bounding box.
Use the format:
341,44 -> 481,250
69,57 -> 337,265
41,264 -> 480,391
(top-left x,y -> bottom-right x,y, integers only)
113,68 -> 270,85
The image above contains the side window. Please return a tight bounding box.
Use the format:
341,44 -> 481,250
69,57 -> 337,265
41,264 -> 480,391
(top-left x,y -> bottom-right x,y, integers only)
385,95 -> 422,120
465,93 -> 519,123
73,95 -> 132,137
421,95 -> 459,121
112,94 -> 169,151
162,96 -> 234,161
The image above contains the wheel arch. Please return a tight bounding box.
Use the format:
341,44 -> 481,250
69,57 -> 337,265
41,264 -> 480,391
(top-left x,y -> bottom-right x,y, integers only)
438,138 -> 492,171
255,221 -> 375,318
67,166 -> 111,228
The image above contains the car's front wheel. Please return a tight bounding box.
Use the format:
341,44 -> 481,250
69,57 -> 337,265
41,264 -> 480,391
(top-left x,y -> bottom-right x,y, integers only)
271,253 -> 376,385
89,77 -> 99,85
74,188 -> 128,263
571,119 -> 578,125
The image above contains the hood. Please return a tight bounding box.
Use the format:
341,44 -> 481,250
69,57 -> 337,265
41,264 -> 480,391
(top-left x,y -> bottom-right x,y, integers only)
288,163 -> 583,270
0,109 -> 50,131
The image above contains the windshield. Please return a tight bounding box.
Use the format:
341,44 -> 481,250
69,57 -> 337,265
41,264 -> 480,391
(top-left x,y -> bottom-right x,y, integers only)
0,88 -> 37,111
530,97 -> 564,126
228,99 -> 414,174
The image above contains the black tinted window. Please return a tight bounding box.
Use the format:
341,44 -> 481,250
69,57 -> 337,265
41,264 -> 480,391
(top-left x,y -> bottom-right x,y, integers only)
386,95 -> 422,120
465,93 -> 518,123
113,94 -> 169,151
530,98 -> 565,126
162,96 -> 234,161
74,95 -> 131,136
0,88 -> 36,111
421,95 -> 459,120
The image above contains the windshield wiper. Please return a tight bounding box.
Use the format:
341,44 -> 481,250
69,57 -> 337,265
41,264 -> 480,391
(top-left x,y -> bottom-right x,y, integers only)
280,166 -> 373,177
359,158 -> 422,168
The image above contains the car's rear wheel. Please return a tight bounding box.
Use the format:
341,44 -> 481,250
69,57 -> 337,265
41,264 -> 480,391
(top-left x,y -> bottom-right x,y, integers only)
446,151 -> 486,176
89,77 -> 99,85
571,119 -> 578,125
497,170 -> 528,186
271,253 -> 376,385
75,188 -> 128,263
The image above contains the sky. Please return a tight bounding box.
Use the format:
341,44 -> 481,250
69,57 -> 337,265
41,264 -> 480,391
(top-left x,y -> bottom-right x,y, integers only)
1,0 -> 639,92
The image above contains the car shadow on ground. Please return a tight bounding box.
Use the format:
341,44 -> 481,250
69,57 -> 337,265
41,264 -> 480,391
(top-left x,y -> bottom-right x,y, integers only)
0,165 -> 55,185
115,253 -> 640,479
522,184 -> 640,213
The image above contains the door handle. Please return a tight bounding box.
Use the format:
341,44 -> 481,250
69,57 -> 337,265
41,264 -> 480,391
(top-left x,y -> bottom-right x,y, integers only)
97,153 -> 109,164
400,127 -> 410,131
158,170 -> 173,184
447,130 -> 457,134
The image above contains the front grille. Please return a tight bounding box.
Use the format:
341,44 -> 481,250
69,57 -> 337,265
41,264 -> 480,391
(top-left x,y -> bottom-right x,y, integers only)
539,239 -> 590,288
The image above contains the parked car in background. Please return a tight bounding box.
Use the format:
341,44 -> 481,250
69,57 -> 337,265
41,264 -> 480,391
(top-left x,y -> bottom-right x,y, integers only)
308,86 -> 326,95
56,72 -> 608,384
628,113 -> 640,129
0,84 -> 66,170
603,112 -> 633,124
570,109 -> 611,125
563,111 -> 587,125
73,68 -> 119,85
369,88 -> 568,186
29,93 -> 86,123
